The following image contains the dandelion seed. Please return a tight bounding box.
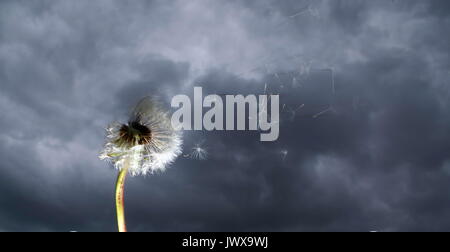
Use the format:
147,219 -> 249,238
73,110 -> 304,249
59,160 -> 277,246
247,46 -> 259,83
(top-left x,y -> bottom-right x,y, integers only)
308,6 -> 320,18
299,62 -> 312,77
313,106 -> 336,118
288,9 -> 309,18
282,3 -> 319,25
330,68 -> 336,95
274,73 -> 284,87
295,104 -> 305,111
280,150 -> 289,161
286,104 -> 305,121
99,97 -> 183,232
188,144 -> 208,160
292,77 -> 299,88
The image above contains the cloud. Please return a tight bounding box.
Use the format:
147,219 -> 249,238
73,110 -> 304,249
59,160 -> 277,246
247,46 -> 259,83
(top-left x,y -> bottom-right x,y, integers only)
0,0 -> 449,231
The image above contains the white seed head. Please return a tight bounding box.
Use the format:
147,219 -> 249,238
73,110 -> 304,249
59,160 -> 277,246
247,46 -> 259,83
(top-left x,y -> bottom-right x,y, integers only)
99,98 -> 183,176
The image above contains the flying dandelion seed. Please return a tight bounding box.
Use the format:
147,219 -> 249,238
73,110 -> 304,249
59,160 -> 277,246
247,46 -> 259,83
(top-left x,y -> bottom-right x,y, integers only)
277,1 -> 317,26
313,105 -> 336,118
308,6 -> 320,19
299,61 -> 312,77
280,150 -> 289,161
274,73 -> 283,85
288,7 -> 309,18
330,68 -> 336,95
187,143 -> 208,160
292,76 -> 299,88
292,61 -> 312,88
99,97 -> 183,232
286,104 -> 305,121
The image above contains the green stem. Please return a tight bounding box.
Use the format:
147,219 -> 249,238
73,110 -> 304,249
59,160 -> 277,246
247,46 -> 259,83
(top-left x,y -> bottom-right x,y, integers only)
115,167 -> 128,232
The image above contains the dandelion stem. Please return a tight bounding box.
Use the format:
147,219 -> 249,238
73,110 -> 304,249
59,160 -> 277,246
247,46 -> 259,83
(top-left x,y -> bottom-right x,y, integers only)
115,165 -> 128,232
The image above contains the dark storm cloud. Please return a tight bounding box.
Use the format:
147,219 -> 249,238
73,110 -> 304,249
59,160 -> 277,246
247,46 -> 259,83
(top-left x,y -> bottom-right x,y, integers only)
0,0 -> 449,232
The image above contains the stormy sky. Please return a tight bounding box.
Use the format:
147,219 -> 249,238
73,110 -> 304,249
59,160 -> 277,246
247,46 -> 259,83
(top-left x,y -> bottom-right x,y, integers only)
0,0 -> 450,232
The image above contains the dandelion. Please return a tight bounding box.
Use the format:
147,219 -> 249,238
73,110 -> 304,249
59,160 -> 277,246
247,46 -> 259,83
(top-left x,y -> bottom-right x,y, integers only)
99,97 -> 183,232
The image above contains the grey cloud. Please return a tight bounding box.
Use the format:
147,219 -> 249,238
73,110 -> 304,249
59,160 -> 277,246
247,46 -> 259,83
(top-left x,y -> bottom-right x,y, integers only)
0,0 -> 449,232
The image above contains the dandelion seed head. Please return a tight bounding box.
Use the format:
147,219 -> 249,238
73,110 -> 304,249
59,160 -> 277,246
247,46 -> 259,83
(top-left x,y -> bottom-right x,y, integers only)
99,98 -> 183,176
